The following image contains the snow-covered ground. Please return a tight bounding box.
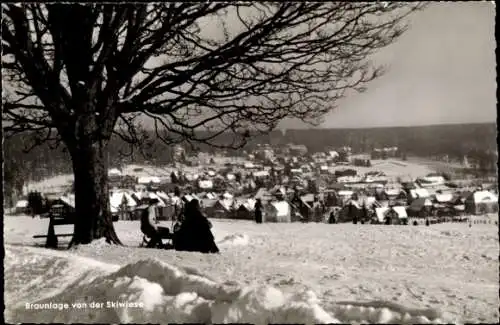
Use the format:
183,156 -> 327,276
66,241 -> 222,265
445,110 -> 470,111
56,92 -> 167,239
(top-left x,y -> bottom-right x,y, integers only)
4,215 -> 499,324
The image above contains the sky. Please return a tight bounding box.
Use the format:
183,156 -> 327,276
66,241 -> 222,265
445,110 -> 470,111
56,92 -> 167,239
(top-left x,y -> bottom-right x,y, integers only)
280,1 -> 497,129
5,3 -> 495,131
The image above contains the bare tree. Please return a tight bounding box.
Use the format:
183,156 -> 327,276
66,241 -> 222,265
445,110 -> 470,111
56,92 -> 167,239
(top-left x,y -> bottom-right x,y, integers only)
2,2 -> 424,246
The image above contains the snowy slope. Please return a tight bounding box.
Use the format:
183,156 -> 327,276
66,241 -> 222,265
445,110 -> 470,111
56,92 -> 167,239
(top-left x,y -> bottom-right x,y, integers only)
4,215 -> 498,323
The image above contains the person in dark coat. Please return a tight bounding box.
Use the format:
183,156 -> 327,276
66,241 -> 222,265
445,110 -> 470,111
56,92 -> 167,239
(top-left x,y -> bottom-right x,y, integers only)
173,199 -> 219,254
349,193 -> 360,224
328,210 -> 336,224
254,199 -> 263,224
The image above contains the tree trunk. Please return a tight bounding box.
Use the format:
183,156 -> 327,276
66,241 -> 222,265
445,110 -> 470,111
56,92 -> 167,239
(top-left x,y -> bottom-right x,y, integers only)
68,139 -> 122,247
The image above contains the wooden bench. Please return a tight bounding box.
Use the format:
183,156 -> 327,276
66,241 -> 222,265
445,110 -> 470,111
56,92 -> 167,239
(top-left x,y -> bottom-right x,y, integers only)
33,214 -> 74,249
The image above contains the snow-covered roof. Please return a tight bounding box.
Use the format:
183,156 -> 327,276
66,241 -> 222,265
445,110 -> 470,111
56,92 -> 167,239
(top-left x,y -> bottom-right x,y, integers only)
108,168 -> 122,176
134,191 -> 147,200
147,192 -> 166,207
276,187 -> 286,196
337,176 -> 363,183
301,194 -> 315,203
170,196 -> 182,206
375,207 -> 407,222
253,170 -> 270,178
435,193 -> 454,203
198,180 -> 213,189
410,197 -> 433,209
244,198 -> 257,211
185,174 -> 198,181
255,188 -> 270,199
338,190 -> 354,197
473,191 -> 498,203
206,192 -> 216,200
385,189 -> 402,197
59,194 -> 75,208
421,176 -> 445,185
15,200 -> 29,208
155,191 -> 170,202
137,176 -> 161,184
222,192 -> 233,199
363,196 -> 377,206
201,198 -> 217,208
217,199 -> 234,211
410,188 -> 430,199
110,192 -> 137,213
270,201 -> 291,217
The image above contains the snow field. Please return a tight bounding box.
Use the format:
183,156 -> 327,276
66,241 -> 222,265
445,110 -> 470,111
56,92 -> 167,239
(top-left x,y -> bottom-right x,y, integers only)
4,215 -> 498,323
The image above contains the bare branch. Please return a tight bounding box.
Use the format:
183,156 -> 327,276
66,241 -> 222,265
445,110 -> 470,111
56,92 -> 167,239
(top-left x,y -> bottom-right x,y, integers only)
2,2 -> 425,152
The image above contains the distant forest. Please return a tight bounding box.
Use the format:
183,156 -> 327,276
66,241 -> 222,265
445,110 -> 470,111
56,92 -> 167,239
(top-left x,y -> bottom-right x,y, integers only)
3,122 -> 497,190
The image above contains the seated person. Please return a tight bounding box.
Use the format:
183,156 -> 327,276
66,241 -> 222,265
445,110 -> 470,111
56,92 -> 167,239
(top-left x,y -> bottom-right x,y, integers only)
173,199 -> 219,254
140,199 -> 171,248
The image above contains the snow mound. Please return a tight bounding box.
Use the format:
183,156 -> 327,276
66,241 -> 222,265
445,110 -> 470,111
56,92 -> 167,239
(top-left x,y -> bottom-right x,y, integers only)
6,245 -> 459,324
217,233 -> 250,246
332,300 -> 454,324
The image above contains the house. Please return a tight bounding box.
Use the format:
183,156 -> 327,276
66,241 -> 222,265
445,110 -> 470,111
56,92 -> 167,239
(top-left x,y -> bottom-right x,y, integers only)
264,201 -> 292,223
288,144 -> 308,156
433,193 -> 454,204
407,197 -> 433,218
137,176 -> 161,185
108,168 -> 122,177
409,188 -> 431,200
222,192 -> 234,200
201,199 -> 218,216
244,162 -> 257,169
110,191 -> 137,220
328,151 -> 339,159
205,192 -> 217,200
352,156 -> 371,167
50,194 -> 76,220
198,180 -> 214,190
300,193 -> 316,206
375,207 -> 408,224
384,188 -> 407,206
465,190 -> 499,215
337,175 -> 363,184
155,191 -> 171,203
253,170 -> 270,178
337,190 -> 354,204
132,190 -> 149,205
210,199 -> 234,219
319,165 -> 329,174
58,194 -> 76,210
255,188 -> 273,201
14,199 -> 30,215
417,175 -> 446,188
235,198 -> 257,220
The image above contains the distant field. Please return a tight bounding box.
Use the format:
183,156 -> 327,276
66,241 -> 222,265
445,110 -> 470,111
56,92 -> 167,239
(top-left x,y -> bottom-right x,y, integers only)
407,157 -> 497,181
340,159 -> 434,180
